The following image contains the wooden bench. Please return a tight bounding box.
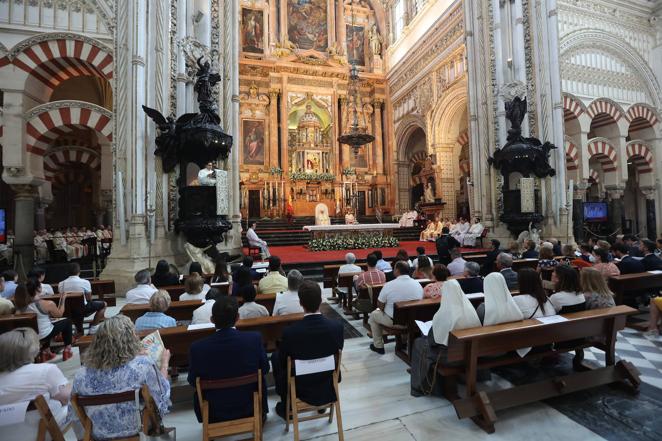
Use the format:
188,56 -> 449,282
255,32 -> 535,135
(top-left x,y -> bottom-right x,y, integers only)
40,293 -> 85,332
0,313 -> 38,334
120,294 -> 278,323
511,258 -> 539,271
51,279 -> 117,306
76,313 -> 304,371
438,305 -> 639,433
608,271 -> 662,305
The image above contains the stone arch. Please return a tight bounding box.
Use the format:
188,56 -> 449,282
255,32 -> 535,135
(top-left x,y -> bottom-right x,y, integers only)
430,80 -> 468,146
7,33 -> 113,98
457,130 -> 470,176
395,115 -> 426,162
625,141 -> 654,175
43,146 -> 101,181
562,92 -> 587,121
626,103 -> 660,127
587,98 -> 626,123
25,101 -> 113,155
564,138 -> 579,171
589,168 -> 600,184
587,137 -> 618,173
559,29 -> 662,108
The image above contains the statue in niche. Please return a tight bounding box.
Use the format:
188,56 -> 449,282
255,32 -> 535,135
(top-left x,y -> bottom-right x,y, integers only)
424,182 -> 435,203
368,24 -> 382,57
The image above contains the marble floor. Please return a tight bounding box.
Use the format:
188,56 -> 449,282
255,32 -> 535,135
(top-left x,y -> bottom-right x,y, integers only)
54,288 -> 662,441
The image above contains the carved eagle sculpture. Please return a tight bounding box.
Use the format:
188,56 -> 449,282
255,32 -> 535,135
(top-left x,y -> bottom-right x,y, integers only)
142,105 -> 179,173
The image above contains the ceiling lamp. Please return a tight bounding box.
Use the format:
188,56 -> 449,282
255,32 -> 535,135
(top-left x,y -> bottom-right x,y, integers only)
338,1 -> 374,156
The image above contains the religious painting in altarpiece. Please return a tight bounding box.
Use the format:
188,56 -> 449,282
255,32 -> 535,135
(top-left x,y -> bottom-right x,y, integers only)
242,119 -> 266,166
346,24 -> 365,66
241,7 -> 265,54
287,0 -> 329,51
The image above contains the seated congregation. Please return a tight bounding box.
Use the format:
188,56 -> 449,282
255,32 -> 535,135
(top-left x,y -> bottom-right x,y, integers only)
0,233 -> 660,439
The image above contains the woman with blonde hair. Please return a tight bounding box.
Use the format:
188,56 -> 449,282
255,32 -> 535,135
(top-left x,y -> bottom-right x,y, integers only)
0,328 -> 72,440
580,267 -> 616,310
135,289 -> 177,331
72,315 -> 171,440
180,272 -> 206,301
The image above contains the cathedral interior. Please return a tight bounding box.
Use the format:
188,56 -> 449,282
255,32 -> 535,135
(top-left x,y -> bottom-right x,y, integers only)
2,1 -> 662,440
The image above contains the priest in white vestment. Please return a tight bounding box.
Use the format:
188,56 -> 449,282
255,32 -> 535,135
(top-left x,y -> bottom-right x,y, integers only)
198,162 -> 217,186
451,218 -> 470,244
462,218 -> 485,247
247,221 -> 270,259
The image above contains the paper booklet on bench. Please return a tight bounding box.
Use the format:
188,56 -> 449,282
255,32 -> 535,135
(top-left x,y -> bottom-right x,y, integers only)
141,331 -> 165,369
415,320 -> 433,336
187,322 -> 215,331
536,315 -> 568,324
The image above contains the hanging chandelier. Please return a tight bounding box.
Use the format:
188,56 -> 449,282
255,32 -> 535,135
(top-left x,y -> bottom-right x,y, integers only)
338,1 -> 374,156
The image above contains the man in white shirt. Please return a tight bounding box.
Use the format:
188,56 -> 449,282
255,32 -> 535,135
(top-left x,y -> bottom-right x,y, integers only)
247,221 -> 270,259
411,246 -> 432,270
272,270 -> 305,316
368,261 -> 423,354
191,288 -> 222,324
447,248 -> 467,276
462,218 -> 485,247
452,218 -> 470,244
59,262 -> 105,334
125,269 -> 158,305
198,162 -> 217,186
336,253 -> 362,300
238,285 -> 269,319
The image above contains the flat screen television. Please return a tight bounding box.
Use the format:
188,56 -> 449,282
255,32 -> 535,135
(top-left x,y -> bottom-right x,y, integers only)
584,202 -> 608,222
0,209 -> 5,243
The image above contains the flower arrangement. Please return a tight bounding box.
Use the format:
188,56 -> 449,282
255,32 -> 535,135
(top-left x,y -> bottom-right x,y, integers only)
269,166 -> 283,176
309,233 -> 399,251
342,167 -> 356,176
289,171 -> 335,182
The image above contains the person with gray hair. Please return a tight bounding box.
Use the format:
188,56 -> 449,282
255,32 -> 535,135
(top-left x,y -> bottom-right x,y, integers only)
0,328 -> 72,440
125,268 -> 158,305
447,248 -> 468,276
496,252 -> 519,289
135,289 -> 177,331
458,261 -> 484,294
272,269 -> 306,316
73,315 -> 171,440
337,252 -> 362,300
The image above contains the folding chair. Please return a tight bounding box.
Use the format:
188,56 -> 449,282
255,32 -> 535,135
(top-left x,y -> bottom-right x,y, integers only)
71,385 -> 162,441
285,352 -> 344,441
195,370 -> 263,441
0,395 -> 70,441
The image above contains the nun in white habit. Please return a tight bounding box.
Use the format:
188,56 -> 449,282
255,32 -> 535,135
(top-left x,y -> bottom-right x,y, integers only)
410,280 -> 481,396
476,272 -> 524,325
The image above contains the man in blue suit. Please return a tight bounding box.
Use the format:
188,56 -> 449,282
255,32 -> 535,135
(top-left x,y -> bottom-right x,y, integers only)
188,296 -> 269,423
272,280 -> 344,419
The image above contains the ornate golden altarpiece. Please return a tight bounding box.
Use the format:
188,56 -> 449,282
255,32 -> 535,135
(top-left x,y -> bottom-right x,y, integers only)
238,0 -> 390,219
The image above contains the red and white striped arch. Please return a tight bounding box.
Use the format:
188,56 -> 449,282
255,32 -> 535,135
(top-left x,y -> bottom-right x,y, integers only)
564,139 -> 579,171
626,103 -> 659,129
587,138 -> 618,173
563,93 -> 586,121
26,104 -> 112,155
626,142 -> 654,174
43,147 -> 101,181
456,130 -> 469,147
587,98 -> 625,122
410,151 -> 431,185
10,36 -> 112,91
589,169 -> 600,184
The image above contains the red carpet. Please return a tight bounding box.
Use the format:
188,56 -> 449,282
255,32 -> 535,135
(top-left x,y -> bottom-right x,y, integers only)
247,241 -> 489,265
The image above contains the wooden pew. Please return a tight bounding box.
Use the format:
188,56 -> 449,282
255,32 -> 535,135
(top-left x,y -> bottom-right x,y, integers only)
511,258 -> 539,271
76,313 -> 304,371
0,313 -> 38,334
439,305 -> 639,433
337,272 -> 365,315
120,300 -> 203,323
120,294 -> 277,323
40,293 -> 85,332
608,271 -> 662,305
51,279 -> 117,306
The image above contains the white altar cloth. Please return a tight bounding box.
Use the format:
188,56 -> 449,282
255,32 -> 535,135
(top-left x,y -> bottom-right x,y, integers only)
303,223 -> 401,232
